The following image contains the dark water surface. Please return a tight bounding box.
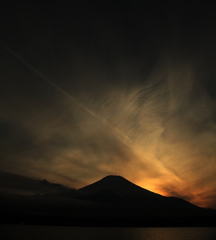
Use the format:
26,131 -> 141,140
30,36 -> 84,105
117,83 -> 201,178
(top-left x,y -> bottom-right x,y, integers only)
1,225 -> 216,240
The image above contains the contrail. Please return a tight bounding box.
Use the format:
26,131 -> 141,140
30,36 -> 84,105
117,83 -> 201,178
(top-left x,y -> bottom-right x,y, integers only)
0,40 -> 135,146
0,40 -> 183,182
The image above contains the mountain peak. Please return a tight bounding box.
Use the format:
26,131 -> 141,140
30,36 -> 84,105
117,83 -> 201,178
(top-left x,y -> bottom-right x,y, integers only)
80,175 -> 135,191
79,175 -> 163,202
77,175 -> 202,211
101,175 -> 128,181
103,175 -> 124,178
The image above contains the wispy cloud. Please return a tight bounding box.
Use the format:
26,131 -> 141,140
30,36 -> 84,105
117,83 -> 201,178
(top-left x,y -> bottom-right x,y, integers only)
1,41 -> 216,208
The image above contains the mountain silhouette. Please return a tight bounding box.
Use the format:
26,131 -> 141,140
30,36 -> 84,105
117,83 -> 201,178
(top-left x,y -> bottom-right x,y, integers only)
78,175 -> 201,211
2,175 -> 216,227
79,175 -> 163,203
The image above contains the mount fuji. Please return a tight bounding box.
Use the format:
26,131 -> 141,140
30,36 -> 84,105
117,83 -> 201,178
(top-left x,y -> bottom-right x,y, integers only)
78,175 -> 201,212
2,175 -> 216,227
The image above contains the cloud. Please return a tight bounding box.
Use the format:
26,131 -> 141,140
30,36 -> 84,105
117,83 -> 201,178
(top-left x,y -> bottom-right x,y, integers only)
1,32 -> 216,209
0,169 -> 81,198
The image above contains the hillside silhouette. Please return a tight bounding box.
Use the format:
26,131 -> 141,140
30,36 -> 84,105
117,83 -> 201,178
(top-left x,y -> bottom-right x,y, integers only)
79,176 -> 196,206
79,175 -> 163,202
1,175 -> 216,227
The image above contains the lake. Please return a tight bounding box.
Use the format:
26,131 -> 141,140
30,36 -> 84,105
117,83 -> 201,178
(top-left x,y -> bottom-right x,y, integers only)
1,225 -> 216,240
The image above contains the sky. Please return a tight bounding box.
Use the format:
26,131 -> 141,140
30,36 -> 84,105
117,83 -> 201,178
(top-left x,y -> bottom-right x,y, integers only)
1,1 -> 216,208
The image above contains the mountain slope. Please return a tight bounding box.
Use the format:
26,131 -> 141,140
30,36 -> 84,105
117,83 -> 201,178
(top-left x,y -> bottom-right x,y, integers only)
78,175 -> 200,212
79,175 -> 164,202
1,175 -> 215,227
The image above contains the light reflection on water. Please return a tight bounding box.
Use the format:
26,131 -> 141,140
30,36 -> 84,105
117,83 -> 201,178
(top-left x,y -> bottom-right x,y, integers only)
1,225 -> 216,240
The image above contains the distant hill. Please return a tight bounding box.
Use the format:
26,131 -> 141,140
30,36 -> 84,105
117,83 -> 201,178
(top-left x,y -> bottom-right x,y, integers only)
1,175 -> 216,227
78,175 -> 200,211
80,175 -> 162,197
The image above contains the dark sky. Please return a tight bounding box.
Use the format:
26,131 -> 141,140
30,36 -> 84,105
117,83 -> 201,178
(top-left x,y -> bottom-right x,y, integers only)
1,1 -> 216,208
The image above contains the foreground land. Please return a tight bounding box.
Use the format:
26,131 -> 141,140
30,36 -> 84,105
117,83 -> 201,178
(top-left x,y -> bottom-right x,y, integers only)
1,176 -> 216,227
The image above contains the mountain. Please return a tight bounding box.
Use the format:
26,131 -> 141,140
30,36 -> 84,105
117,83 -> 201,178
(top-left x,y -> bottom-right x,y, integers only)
78,175 -> 200,211
2,175 -> 216,227
79,175 -> 164,203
